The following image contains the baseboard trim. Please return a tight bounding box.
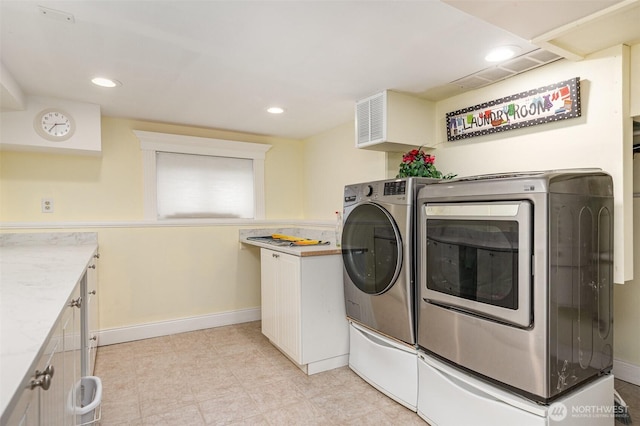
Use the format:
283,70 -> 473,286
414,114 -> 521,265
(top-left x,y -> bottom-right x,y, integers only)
97,307 -> 261,346
613,358 -> 640,386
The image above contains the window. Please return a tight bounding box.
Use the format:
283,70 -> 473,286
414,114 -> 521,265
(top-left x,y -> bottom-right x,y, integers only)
135,130 -> 271,221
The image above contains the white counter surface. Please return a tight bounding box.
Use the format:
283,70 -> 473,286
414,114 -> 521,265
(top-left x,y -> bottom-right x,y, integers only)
240,227 -> 342,257
0,233 -> 98,420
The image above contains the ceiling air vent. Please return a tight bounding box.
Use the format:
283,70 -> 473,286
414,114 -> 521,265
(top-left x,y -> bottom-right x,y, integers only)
500,56 -> 542,73
425,48 -> 563,101
453,75 -> 492,89
527,49 -> 562,63
476,67 -> 514,82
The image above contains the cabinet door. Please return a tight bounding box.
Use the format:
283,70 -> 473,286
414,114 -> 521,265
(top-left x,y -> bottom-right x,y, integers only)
260,249 -> 302,363
276,253 -> 301,363
5,392 -> 38,426
83,254 -> 99,376
40,296 -> 70,425
50,283 -> 81,426
4,378 -> 39,426
66,283 -> 82,425
260,250 -> 278,342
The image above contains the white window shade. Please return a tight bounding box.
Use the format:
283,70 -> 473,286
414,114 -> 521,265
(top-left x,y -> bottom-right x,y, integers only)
156,152 -> 254,219
135,130 -> 271,222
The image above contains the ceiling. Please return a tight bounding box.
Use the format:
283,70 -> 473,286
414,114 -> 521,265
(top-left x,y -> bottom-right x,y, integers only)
1,0 -> 639,140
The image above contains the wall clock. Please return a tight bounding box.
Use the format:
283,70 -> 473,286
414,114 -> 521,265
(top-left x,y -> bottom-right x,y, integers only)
33,108 -> 75,142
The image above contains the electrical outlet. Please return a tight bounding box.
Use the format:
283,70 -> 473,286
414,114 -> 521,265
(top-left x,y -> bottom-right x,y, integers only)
41,198 -> 54,213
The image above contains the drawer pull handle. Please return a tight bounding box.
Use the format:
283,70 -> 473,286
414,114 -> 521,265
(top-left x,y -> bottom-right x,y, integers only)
35,365 -> 54,378
69,297 -> 82,308
31,366 -> 54,391
89,290 -> 97,295
31,375 -> 52,391
88,264 -> 96,269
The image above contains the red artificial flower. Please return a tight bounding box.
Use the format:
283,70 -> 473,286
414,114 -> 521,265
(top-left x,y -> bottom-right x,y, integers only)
396,146 -> 455,179
402,153 -> 416,163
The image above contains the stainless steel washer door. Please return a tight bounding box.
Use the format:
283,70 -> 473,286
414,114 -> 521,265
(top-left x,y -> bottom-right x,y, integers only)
342,202 -> 402,295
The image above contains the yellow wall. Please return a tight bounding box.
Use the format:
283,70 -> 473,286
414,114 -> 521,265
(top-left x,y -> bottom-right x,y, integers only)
97,226 -> 261,328
0,117 -> 304,329
0,117 -> 304,222
1,118 -> 142,221
302,121 -> 388,220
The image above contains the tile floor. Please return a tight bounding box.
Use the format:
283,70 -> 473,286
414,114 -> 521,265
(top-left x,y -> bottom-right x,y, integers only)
615,378 -> 639,424
94,321 -> 424,425
95,321 -> 639,425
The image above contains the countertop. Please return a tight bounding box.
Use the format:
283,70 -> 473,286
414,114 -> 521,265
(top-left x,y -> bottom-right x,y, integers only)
240,228 -> 342,257
0,233 -> 98,420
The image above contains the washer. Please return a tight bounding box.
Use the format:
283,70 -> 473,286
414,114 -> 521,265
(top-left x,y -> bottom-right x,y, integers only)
341,177 -> 435,409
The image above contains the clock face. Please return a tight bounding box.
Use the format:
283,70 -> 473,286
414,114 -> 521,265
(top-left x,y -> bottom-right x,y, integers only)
34,109 -> 75,141
40,111 -> 71,137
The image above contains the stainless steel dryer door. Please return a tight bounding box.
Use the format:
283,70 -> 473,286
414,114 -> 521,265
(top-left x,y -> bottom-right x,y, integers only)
342,202 -> 403,295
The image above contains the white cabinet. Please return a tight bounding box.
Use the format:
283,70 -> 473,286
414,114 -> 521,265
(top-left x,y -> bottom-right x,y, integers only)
82,254 -> 99,377
6,281 -> 83,426
260,248 -> 349,374
0,234 -> 101,425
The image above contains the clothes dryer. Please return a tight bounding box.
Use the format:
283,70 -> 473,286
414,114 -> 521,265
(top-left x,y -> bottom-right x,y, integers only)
341,177 -> 436,410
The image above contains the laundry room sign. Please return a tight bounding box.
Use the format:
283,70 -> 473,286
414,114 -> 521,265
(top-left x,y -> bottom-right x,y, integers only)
446,77 -> 581,141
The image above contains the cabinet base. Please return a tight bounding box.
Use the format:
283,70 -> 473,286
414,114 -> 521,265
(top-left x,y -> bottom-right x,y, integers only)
269,340 -> 349,375
306,354 -> 349,375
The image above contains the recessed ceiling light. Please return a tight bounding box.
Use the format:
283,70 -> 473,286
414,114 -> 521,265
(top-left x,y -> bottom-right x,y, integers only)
267,107 -> 285,114
485,46 -> 520,63
91,77 -> 121,88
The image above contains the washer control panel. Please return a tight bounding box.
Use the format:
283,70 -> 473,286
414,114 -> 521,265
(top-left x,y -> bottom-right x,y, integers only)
384,180 -> 407,196
344,178 -> 414,207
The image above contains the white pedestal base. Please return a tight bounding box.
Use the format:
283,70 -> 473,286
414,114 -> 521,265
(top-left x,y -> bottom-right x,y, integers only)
418,352 -> 614,426
348,322 -> 418,411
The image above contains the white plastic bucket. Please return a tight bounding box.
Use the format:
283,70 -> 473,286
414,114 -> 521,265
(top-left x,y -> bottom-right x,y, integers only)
76,376 -> 102,425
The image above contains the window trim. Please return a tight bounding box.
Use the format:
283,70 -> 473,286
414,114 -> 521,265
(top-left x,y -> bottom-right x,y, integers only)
135,130 -> 271,221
